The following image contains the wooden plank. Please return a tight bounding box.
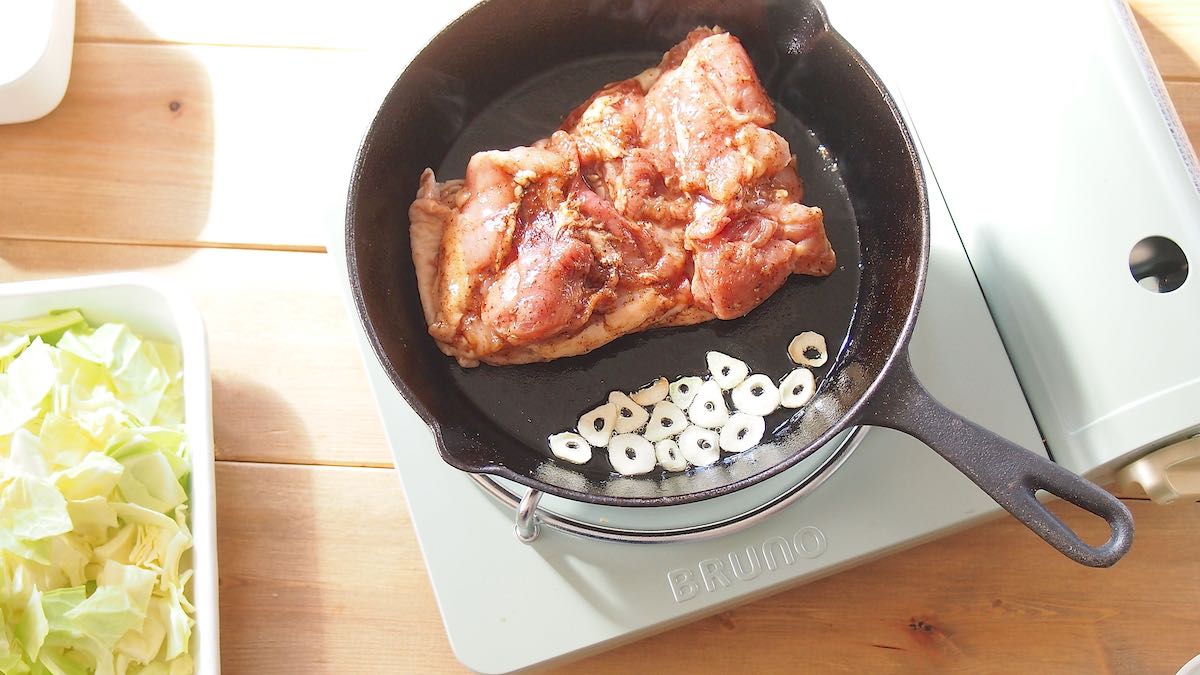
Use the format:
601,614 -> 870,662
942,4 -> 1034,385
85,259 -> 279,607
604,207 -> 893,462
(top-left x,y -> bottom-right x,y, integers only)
68,0 -> 1200,82
1167,81 -> 1200,148
71,0 -> 1200,84
0,240 -> 392,468
0,43 -> 397,249
216,462 -> 1200,673
580,498 -> 1200,675
215,462 -> 451,674
1132,0 -> 1200,81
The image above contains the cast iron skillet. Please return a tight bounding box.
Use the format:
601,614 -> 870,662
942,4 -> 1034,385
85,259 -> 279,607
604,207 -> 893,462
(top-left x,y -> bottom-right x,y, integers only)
347,0 -> 1134,566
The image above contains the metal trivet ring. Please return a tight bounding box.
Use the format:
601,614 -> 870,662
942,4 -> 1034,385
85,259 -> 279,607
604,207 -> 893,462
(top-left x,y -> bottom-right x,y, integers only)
473,426 -> 870,544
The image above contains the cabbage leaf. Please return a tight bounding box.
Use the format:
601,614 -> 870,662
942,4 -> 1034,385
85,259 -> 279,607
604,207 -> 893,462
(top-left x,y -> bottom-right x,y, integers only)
0,313 -> 194,672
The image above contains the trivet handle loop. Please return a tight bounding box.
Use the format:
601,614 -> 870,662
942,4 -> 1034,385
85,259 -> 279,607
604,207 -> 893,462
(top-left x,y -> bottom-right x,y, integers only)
515,489 -> 543,543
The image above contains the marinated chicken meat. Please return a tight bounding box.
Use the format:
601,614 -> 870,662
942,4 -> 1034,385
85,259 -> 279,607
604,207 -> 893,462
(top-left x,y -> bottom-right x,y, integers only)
410,27 -> 836,367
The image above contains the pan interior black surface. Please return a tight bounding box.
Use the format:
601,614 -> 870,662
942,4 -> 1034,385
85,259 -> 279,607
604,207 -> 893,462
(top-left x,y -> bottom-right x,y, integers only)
434,53 -> 862,484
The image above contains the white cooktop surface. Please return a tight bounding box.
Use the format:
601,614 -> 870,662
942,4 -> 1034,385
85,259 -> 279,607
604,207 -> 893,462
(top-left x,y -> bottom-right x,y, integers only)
331,128 -> 1043,674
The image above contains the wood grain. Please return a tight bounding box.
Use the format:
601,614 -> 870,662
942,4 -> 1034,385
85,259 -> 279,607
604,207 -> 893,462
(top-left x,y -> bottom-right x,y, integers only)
0,43 -> 393,249
215,461 -> 1199,674
1168,82 -> 1200,144
1132,0 -> 1200,80
214,462 -> 450,674
69,0 -> 1200,83
0,240 -> 392,468
74,0 -> 490,52
571,496 -> 1200,675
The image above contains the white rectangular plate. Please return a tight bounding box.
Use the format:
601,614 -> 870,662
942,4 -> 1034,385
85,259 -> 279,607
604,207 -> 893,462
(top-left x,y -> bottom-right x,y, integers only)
0,272 -> 221,675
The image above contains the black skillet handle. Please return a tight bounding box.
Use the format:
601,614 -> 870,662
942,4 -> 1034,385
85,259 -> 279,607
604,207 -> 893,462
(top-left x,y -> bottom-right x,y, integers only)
859,354 -> 1134,568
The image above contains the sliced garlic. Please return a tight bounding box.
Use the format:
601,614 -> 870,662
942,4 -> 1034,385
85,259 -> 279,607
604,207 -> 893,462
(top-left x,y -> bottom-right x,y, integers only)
608,434 -> 656,475
788,331 -> 828,367
631,377 -> 669,406
549,432 -> 592,464
679,426 -> 720,466
687,380 -> 730,429
706,351 -> 749,390
655,439 -> 688,472
719,413 -> 765,453
779,368 -> 816,408
578,402 -> 617,447
731,374 -> 781,416
608,391 -> 650,433
644,401 -> 689,441
669,376 -> 703,408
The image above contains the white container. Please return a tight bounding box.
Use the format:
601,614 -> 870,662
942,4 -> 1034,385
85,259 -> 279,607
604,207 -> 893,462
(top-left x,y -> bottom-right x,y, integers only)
0,0 -> 75,124
0,273 -> 220,674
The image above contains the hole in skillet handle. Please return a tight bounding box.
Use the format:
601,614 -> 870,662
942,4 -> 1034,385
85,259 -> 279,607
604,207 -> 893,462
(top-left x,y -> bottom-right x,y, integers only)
1032,489 -> 1109,548
860,354 -> 1134,568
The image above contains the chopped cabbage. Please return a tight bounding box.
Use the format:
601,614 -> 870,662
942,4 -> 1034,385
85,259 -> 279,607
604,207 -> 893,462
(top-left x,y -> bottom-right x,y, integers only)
0,312 -> 193,673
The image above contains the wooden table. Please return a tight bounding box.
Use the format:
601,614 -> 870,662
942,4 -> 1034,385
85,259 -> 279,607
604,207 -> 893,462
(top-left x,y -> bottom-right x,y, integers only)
2,2 -> 1199,672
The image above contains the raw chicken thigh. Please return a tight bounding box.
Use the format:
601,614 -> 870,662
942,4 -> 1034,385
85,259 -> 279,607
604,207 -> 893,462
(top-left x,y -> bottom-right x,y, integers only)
410,27 -> 835,367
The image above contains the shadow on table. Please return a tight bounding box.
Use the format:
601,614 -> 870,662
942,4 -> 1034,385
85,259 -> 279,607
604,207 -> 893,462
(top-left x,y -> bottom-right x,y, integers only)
1133,6 -> 1200,85
209,373 -> 317,465
207,375 -> 330,671
0,0 -> 212,265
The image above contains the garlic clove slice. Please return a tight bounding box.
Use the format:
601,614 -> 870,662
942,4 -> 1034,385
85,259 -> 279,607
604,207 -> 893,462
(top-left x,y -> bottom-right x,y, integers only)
788,331 -> 828,368
719,413 -> 765,453
731,373 -> 781,416
678,426 -> 720,466
706,351 -> 750,390
644,401 -> 689,442
608,391 -> 650,433
631,377 -> 669,406
577,402 -> 617,447
687,380 -> 730,429
549,432 -> 592,464
655,439 -> 688,471
669,376 -> 703,408
779,368 -> 816,408
608,434 -> 656,475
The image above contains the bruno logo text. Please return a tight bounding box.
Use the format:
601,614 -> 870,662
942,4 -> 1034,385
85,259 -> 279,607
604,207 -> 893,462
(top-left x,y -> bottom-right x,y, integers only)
666,526 -> 827,603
